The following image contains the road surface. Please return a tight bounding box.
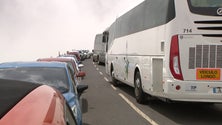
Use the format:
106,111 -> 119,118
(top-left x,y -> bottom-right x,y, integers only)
81,59 -> 222,125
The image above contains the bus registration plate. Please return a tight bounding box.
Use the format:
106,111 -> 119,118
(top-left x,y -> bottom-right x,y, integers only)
196,69 -> 220,80
213,87 -> 222,93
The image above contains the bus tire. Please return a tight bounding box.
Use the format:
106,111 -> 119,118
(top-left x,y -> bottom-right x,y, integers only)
134,71 -> 146,104
97,56 -> 101,65
98,59 -> 102,65
111,68 -> 118,86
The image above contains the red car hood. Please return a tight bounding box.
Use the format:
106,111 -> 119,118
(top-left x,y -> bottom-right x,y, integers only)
0,80 -> 65,125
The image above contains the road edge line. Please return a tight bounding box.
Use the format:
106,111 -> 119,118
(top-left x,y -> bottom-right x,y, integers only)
119,93 -> 159,125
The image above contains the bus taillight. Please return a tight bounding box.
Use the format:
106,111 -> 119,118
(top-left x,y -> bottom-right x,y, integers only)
170,35 -> 184,80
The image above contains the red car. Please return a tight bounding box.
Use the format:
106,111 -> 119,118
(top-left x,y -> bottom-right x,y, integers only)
37,57 -> 86,79
0,79 -> 77,125
67,51 -> 81,61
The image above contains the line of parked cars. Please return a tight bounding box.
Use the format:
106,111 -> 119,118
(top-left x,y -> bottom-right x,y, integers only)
66,50 -> 92,61
0,53 -> 88,125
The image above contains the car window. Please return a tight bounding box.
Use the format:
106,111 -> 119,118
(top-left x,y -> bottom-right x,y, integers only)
0,67 -> 69,93
66,61 -> 75,74
67,65 -> 78,94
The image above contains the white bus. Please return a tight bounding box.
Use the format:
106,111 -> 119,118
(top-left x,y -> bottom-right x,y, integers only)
102,0 -> 222,103
93,34 -> 106,65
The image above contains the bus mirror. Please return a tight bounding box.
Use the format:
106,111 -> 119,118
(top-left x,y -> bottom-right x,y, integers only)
102,35 -> 107,43
102,31 -> 109,43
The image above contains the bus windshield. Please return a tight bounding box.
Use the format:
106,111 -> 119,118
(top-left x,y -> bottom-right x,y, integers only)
190,0 -> 222,7
188,0 -> 222,16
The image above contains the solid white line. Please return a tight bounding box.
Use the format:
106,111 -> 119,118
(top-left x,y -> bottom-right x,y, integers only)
111,85 -> 117,90
119,93 -> 159,125
104,77 -> 109,82
99,72 -> 103,75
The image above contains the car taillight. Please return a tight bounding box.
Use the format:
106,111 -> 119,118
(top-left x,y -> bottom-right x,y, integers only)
169,35 -> 184,80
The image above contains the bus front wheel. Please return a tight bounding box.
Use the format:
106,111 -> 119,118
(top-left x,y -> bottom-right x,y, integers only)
111,67 -> 118,86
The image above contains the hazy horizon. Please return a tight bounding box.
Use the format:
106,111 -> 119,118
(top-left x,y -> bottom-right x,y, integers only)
0,0 -> 143,62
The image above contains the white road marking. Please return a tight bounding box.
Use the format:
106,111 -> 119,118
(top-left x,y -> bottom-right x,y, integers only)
96,68 -> 99,71
104,77 -> 109,82
119,93 -> 159,125
111,85 -> 117,90
99,72 -> 103,75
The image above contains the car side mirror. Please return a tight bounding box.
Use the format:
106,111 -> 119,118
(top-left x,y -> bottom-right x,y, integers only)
77,84 -> 88,97
76,71 -> 86,78
78,64 -> 84,69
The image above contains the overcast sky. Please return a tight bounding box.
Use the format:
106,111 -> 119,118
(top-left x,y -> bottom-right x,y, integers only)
0,0 -> 143,62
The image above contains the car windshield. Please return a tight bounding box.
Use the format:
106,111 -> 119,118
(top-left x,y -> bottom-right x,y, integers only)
0,67 -> 69,93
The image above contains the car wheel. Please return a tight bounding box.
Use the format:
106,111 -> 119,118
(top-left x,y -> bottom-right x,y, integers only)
134,71 -> 146,104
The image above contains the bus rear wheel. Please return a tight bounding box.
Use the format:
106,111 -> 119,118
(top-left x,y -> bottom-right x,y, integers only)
134,71 -> 146,104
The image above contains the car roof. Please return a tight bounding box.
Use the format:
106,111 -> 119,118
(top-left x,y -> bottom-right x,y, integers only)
37,57 -> 72,62
58,57 -> 78,62
0,61 -> 67,68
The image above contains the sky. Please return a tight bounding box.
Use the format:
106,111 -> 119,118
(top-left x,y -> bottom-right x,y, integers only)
0,0 -> 144,62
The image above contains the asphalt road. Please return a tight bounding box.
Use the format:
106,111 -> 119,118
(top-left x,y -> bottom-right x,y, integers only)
81,59 -> 222,125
